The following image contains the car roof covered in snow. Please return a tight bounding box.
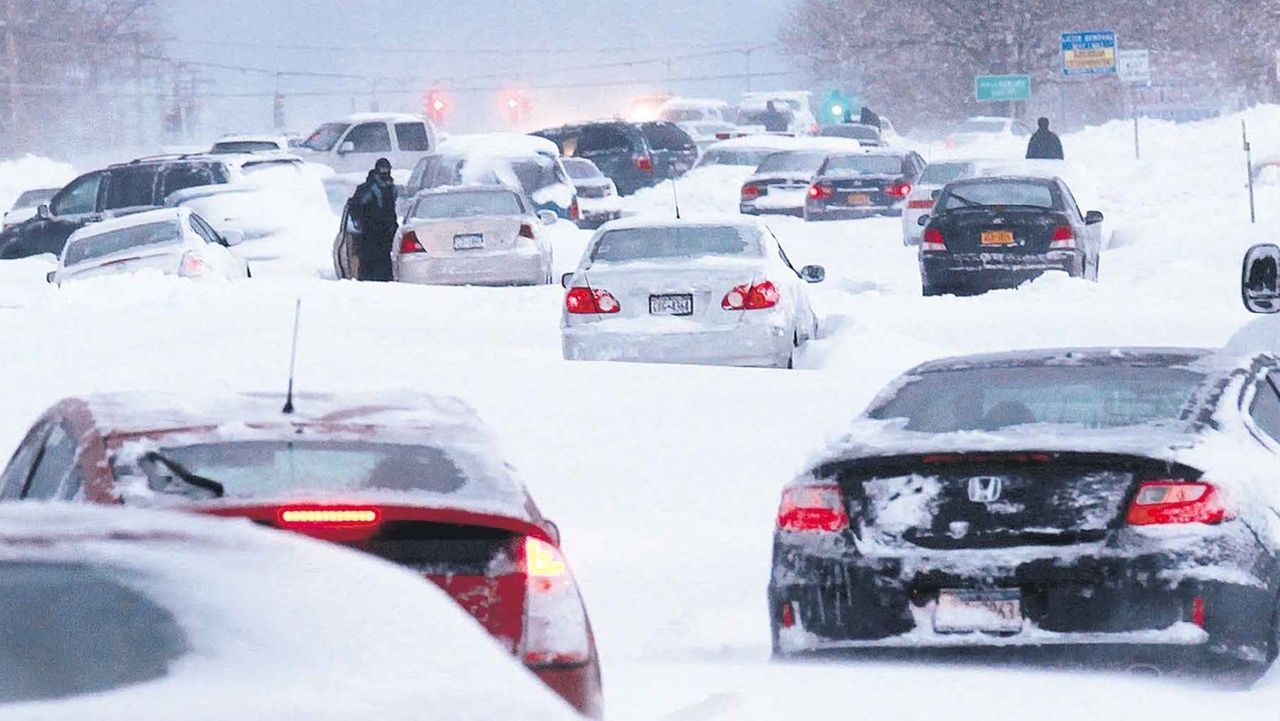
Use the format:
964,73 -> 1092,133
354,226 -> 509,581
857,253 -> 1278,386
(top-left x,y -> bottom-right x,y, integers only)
0,503 -> 577,721
334,112 -> 427,125
437,133 -> 560,159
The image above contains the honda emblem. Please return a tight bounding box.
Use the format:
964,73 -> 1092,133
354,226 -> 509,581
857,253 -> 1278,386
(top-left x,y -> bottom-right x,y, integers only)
967,476 -> 1003,503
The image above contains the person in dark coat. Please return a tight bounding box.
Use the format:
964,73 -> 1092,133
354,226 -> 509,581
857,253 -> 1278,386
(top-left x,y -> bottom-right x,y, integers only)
761,101 -> 791,133
350,158 -> 398,282
858,106 -> 882,130
1025,117 -> 1064,160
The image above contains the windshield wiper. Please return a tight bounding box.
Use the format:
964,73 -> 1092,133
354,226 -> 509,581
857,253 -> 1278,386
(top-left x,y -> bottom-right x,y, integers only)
946,192 -> 987,208
142,452 -> 225,499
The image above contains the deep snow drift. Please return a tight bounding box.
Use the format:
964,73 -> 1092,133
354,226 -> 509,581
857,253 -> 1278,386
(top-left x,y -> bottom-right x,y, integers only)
1,108 -> 1279,718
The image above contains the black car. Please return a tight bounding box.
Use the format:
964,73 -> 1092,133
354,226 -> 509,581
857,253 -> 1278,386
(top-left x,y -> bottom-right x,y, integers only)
804,150 -> 925,221
533,120 -> 693,196
0,155 -> 237,259
918,176 -> 1103,296
818,123 -> 884,147
769,347 -> 1280,680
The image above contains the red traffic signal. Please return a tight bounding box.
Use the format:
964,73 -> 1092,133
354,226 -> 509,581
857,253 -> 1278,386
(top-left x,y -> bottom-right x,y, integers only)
425,88 -> 448,124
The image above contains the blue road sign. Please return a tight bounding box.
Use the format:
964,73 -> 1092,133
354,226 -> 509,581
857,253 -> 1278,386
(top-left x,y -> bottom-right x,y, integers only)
1061,30 -> 1117,77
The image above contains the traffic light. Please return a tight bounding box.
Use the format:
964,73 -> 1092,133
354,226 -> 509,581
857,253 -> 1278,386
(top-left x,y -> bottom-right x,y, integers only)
503,90 -> 531,125
822,90 -> 854,125
425,88 -> 448,125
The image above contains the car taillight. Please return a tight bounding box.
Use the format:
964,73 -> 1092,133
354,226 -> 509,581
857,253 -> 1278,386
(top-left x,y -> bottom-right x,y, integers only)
778,484 -> 849,532
519,223 -> 535,240
1126,481 -> 1227,526
520,537 -> 591,667
565,287 -> 621,314
1049,225 -> 1075,249
179,252 -> 211,277
722,280 -> 778,310
634,155 -> 653,172
278,506 -> 382,526
741,184 -> 760,200
886,181 -> 912,198
908,199 -> 934,210
922,227 -> 946,252
569,199 -> 580,221
399,230 -> 425,253
807,184 -> 833,200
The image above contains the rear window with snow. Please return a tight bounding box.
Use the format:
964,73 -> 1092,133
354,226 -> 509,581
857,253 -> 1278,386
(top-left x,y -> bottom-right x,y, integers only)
562,158 -> 602,180
755,150 -> 827,174
0,562 -> 186,703
210,141 -> 281,154
590,225 -> 761,264
820,125 -> 880,141
867,366 -> 1206,432
822,154 -> 903,175
940,181 -> 1057,210
696,149 -> 777,168
919,162 -> 974,185
411,191 -> 524,219
641,123 -> 695,151
64,220 -> 182,266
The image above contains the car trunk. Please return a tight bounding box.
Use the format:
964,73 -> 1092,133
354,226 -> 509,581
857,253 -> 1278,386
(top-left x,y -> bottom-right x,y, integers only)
826,174 -> 901,207
406,216 -> 527,257
935,208 -> 1065,254
833,452 -> 1170,550
63,245 -> 181,279
581,261 -> 763,326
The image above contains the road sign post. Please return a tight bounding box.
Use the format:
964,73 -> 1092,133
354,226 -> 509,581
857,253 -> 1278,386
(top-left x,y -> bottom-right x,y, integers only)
974,75 -> 1031,103
1062,31 -> 1117,77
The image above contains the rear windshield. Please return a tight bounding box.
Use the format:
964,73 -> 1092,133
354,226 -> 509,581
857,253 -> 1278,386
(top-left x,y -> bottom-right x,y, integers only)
941,181 -> 1056,210
697,149 -> 776,167
411,191 -> 524,219
131,441 -> 524,506
823,154 -> 902,175
507,157 -> 562,193
820,125 -> 879,141
0,562 -> 186,703
590,225 -> 761,264
957,119 -> 1007,133
868,366 -> 1205,432
755,150 -> 827,174
919,162 -> 973,185
64,220 -> 182,266
303,122 -> 349,152
562,159 -> 601,180
642,123 -> 695,151
661,108 -> 708,122
210,141 -> 279,154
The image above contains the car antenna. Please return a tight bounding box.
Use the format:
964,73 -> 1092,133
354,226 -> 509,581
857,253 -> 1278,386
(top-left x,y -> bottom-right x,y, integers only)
281,299 -> 301,414
670,172 -> 682,220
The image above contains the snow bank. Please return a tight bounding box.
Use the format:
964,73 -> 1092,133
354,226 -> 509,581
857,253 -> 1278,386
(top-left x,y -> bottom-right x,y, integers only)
0,155 -> 75,211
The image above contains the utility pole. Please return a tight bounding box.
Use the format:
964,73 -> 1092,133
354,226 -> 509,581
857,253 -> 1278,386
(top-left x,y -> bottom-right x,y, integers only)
132,33 -> 146,150
4,0 -> 19,155
665,58 -> 673,96
744,48 -> 754,93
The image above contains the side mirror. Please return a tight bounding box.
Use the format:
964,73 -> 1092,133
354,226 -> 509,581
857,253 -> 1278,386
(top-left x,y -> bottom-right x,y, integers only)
917,214 -> 930,227
337,141 -> 356,155
543,520 -> 561,546
220,229 -> 246,247
560,272 -> 575,289
538,210 -> 558,226
799,264 -> 826,283
1084,210 -> 1104,225
45,270 -> 56,284
36,203 -> 52,221
1243,243 -> 1280,314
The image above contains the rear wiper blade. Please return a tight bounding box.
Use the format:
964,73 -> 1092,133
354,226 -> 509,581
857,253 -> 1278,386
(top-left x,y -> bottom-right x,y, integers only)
143,452 -> 225,499
988,203 -> 1055,211
946,192 -> 987,208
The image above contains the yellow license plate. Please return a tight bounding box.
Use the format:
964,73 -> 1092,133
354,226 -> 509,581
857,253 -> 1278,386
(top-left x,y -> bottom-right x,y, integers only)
849,193 -> 871,206
981,230 -> 1015,246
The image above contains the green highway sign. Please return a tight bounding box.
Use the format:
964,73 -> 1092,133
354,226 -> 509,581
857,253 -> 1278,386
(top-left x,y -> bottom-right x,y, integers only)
975,74 -> 1031,102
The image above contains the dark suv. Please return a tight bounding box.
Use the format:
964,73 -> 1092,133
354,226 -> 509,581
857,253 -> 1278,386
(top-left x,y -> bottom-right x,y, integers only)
0,155 -> 236,259
532,121 -> 696,196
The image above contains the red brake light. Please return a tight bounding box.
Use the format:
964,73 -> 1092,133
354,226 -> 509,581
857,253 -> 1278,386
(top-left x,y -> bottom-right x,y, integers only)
565,287 -> 621,314
519,223 -> 535,239
922,227 -> 946,252
807,184 -> 833,200
1126,481 -> 1226,526
1050,225 -> 1075,249
886,181 -> 912,198
741,184 -> 760,200
635,155 -> 654,172
179,252 -> 211,277
520,536 -> 591,667
722,280 -> 778,310
908,199 -> 934,210
278,507 -> 382,526
399,230 -> 425,254
778,484 -> 849,532
569,199 -> 580,221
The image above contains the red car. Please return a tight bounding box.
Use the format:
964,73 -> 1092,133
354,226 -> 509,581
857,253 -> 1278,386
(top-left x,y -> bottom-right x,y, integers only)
0,391 -> 603,718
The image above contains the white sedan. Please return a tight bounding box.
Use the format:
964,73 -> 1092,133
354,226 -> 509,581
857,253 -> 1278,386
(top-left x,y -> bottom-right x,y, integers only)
560,217 -> 824,369
0,504 -> 580,721
393,186 -> 555,286
51,207 -> 248,284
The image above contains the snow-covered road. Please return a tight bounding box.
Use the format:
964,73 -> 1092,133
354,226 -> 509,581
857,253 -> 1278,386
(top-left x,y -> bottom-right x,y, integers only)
1,108 -> 1279,718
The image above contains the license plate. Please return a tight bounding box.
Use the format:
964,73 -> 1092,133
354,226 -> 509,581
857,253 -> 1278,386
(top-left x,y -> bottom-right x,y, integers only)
453,233 -> 484,250
981,230 -> 1015,246
649,294 -> 693,316
934,589 -> 1023,634
848,193 -> 871,206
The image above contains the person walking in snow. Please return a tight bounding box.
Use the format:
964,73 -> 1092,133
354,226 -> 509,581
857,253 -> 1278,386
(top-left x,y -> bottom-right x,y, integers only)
351,157 -> 398,282
1025,117 -> 1064,160
761,101 -> 791,133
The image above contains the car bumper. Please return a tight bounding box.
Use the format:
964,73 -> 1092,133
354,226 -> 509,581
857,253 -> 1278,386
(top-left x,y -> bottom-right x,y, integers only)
920,251 -> 1083,290
562,321 -> 793,368
807,201 -> 904,220
395,251 -> 549,286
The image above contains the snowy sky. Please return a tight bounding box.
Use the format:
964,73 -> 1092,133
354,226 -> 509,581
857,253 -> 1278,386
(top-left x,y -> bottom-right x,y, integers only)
164,0 -> 801,134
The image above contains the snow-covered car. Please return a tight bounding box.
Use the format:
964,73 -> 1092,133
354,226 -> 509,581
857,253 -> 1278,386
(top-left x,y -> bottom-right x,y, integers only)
818,123 -> 885,147
804,149 -> 927,220
769,346 -> 1280,681
164,154 -> 331,241
208,134 -> 291,154
392,186 -> 556,287
943,115 -> 1034,148
0,390 -> 604,718
562,158 -> 621,229
658,97 -> 738,151
50,207 -> 248,284
0,503 -> 581,721
694,134 -> 809,171
3,186 -> 57,228
740,138 -> 865,217
560,217 -> 825,369
404,134 -> 579,221
739,91 -> 818,136
296,112 -> 437,173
